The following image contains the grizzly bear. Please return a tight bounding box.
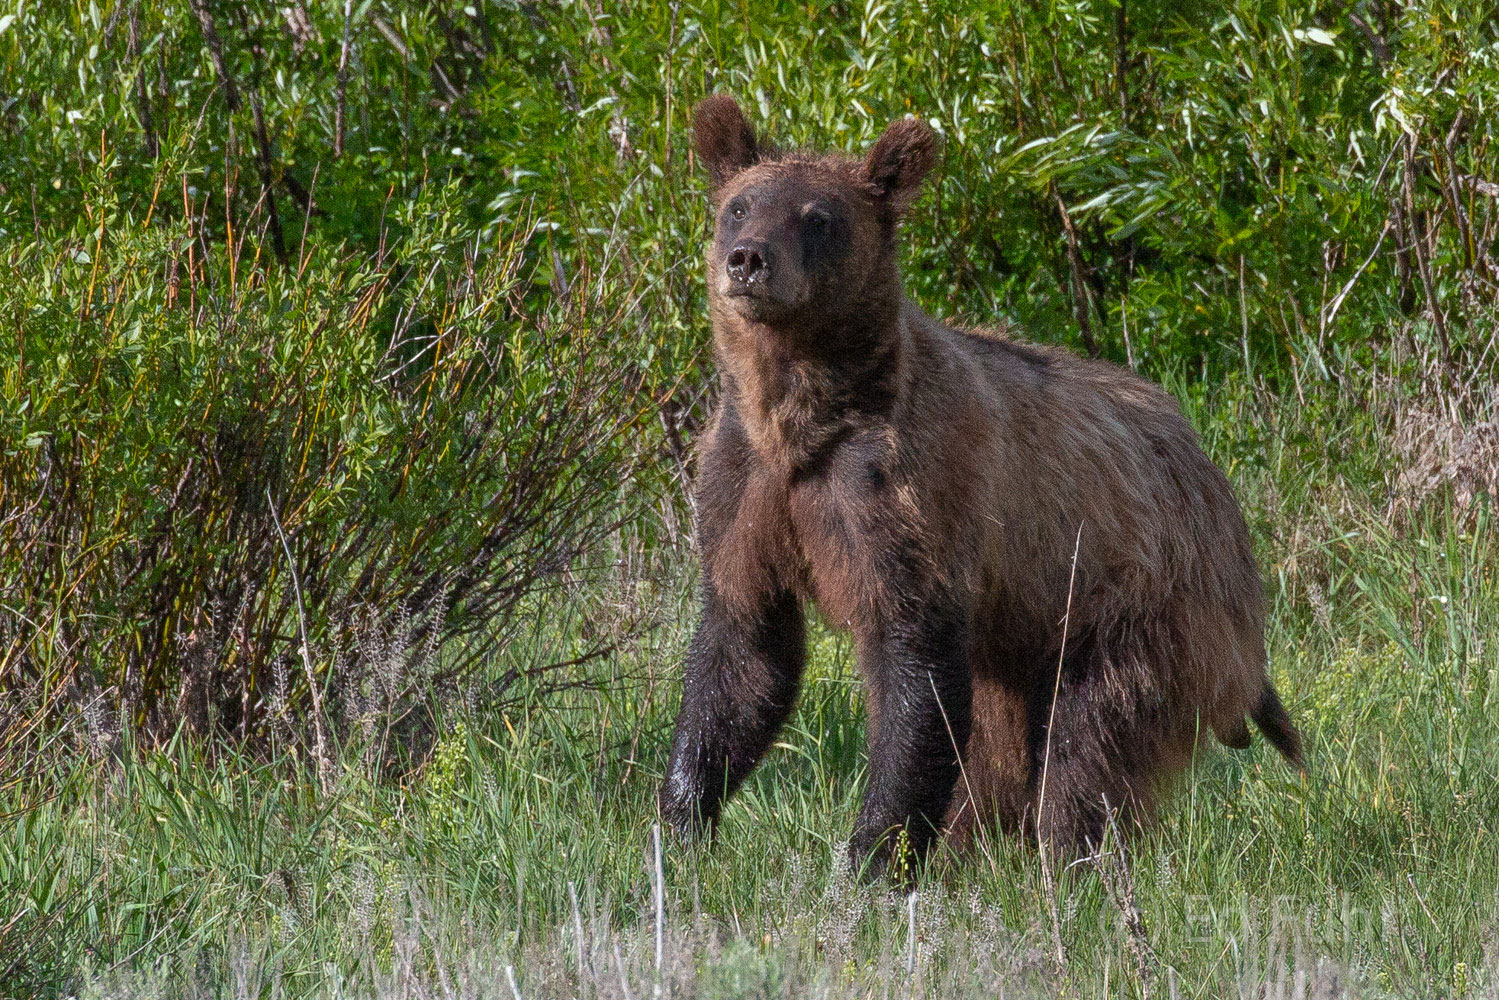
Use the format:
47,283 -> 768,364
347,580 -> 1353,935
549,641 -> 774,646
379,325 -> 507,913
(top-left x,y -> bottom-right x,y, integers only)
659,95 -> 1303,877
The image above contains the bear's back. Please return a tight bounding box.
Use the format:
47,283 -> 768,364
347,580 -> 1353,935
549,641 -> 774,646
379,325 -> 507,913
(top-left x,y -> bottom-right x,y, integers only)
915,318 -> 1260,637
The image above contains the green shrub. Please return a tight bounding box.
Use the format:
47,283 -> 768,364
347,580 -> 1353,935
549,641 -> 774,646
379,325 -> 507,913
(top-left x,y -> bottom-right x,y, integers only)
0,178 -> 654,745
5,2 -> 1497,375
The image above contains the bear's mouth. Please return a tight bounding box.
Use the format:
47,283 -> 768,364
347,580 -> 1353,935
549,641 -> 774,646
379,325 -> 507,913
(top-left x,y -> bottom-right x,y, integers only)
722,289 -> 801,324
717,276 -> 809,321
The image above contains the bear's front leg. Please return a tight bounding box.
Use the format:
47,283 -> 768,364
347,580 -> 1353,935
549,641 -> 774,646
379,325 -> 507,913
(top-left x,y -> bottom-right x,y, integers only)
659,581 -> 806,837
850,604 -> 972,881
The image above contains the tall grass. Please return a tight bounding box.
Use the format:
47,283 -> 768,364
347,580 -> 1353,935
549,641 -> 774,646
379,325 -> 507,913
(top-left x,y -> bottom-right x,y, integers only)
4,368 -> 1498,998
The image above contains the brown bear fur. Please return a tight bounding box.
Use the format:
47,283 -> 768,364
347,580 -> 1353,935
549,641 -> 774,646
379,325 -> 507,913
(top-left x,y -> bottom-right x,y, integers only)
659,95 -> 1303,877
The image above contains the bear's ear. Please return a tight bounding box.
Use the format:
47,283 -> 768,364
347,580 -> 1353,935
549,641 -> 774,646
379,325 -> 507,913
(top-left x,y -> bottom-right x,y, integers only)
693,95 -> 759,188
863,116 -> 938,213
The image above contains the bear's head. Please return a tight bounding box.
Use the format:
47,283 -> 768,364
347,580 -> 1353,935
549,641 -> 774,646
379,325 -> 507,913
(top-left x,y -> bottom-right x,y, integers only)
692,95 -> 937,336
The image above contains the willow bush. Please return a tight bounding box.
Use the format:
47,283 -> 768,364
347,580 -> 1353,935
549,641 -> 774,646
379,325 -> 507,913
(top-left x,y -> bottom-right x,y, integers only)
0,179 -> 655,749
6,2 -> 1497,369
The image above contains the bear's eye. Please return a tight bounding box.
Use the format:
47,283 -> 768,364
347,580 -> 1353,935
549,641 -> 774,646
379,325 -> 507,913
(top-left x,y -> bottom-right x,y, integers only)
730,202 -> 747,221
805,212 -> 829,230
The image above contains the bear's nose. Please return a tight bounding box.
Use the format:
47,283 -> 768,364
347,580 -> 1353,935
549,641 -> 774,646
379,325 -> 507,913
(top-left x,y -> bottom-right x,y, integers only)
726,242 -> 770,285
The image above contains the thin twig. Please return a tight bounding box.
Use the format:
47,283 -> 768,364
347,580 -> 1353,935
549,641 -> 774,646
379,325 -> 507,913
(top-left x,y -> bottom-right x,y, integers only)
1406,873 -> 1442,935
1097,794 -> 1156,1000
569,880 -> 589,991
243,10 -> 288,265
1322,221 -> 1392,331
1458,172 -> 1499,198
1404,135 -> 1451,359
614,942 -> 635,1000
190,0 -> 239,110
267,486 -> 333,794
1036,521 -> 1084,972
652,823 -> 665,995
370,15 -> 411,61
1052,187 -> 1099,356
334,0 -> 353,157
929,671 -> 999,878
906,890 -> 918,982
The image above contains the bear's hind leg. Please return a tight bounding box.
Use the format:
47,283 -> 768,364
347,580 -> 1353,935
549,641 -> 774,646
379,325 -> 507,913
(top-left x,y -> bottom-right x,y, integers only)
944,673 -> 1034,846
1025,634 -> 1180,853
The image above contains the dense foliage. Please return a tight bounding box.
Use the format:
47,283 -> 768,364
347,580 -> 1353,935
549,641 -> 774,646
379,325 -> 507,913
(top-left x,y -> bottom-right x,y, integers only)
6,1 -> 1498,362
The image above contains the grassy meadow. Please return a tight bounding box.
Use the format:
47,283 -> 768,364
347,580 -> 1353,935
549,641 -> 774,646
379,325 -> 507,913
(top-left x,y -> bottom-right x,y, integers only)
3,1 -> 1498,997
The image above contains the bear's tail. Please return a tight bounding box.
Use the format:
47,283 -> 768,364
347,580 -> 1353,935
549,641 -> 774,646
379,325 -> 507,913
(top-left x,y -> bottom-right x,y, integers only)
1250,683 -> 1305,768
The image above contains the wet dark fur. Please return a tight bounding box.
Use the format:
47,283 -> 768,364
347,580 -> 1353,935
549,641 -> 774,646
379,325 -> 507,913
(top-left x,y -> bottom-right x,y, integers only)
660,95 -> 1304,877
